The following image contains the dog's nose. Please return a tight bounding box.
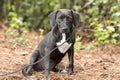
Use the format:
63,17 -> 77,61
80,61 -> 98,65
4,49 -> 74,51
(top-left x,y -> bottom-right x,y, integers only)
62,27 -> 68,30
62,28 -> 68,32
62,26 -> 68,30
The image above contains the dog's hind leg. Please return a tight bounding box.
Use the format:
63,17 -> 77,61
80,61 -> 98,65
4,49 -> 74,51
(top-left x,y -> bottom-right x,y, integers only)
22,50 -> 40,77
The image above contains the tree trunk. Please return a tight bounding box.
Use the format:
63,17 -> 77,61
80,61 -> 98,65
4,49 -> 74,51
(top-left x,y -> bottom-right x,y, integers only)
0,0 -> 4,20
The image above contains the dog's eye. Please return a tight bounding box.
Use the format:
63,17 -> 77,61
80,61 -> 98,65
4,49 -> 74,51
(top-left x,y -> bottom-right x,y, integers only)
66,16 -> 72,21
58,16 -> 64,20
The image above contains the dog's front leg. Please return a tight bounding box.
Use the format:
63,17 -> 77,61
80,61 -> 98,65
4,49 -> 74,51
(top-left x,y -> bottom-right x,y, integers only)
44,47 -> 50,80
68,45 -> 74,75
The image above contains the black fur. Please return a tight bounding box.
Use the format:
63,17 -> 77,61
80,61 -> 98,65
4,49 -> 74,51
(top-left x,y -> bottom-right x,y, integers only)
22,9 -> 79,79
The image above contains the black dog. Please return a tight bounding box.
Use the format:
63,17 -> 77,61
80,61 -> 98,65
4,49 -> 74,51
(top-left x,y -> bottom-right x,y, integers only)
22,9 -> 80,79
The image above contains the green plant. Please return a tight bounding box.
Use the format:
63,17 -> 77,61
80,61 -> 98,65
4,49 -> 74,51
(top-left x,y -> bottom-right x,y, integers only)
86,42 -> 96,50
8,12 -> 24,28
4,11 -> 32,48
74,37 -> 81,53
2,0 -> 83,32
91,18 -> 119,46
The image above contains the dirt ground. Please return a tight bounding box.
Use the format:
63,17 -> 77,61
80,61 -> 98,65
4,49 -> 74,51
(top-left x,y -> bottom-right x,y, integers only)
0,29 -> 120,80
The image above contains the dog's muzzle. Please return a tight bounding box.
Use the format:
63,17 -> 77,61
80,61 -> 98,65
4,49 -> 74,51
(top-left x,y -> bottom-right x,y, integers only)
61,27 -> 68,33
57,21 -> 70,33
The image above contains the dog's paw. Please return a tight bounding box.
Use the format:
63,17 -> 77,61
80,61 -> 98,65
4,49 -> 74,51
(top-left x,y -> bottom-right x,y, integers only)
68,70 -> 74,75
60,69 -> 67,74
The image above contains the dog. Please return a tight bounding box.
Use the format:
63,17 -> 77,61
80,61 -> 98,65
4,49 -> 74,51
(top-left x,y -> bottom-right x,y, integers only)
22,9 -> 80,80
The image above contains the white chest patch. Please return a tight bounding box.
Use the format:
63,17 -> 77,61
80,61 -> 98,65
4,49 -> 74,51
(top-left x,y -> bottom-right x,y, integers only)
56,33 -> 72,53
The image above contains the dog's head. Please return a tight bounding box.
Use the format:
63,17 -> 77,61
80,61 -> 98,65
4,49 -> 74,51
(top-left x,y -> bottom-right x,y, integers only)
48,9 -> 80,34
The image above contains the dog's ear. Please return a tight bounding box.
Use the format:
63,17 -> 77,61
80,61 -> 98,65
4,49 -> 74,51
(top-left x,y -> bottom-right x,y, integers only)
48,10 -> 59,27
71,10 -> 80,27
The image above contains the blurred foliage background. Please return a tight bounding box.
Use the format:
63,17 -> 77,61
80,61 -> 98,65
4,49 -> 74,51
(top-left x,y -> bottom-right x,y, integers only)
0,0 -> 120,47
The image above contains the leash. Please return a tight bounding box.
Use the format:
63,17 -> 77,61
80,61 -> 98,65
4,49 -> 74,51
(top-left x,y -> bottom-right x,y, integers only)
0,30 -> 75,76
